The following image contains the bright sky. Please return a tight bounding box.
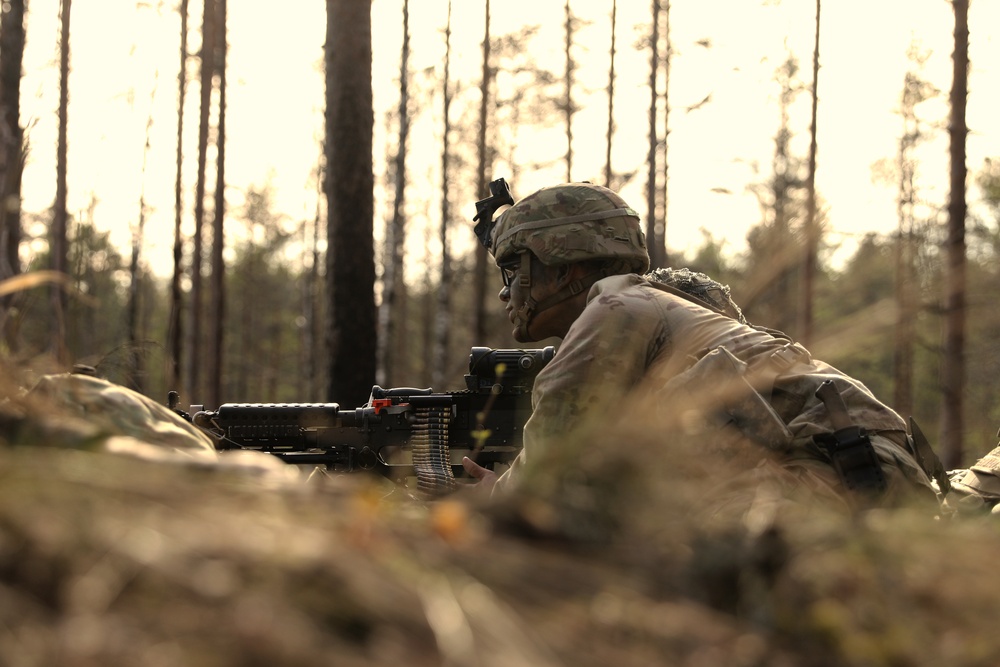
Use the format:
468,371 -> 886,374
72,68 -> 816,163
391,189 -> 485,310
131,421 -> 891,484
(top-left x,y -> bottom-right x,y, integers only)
16,0 -> 1000,278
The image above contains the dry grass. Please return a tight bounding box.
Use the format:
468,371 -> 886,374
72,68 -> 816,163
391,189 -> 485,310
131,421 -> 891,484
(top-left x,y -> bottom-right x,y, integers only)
2,365 -> 1000,666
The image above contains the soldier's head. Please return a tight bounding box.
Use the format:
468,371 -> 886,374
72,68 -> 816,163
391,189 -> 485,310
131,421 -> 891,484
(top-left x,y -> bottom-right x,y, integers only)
477,181 -> 649,341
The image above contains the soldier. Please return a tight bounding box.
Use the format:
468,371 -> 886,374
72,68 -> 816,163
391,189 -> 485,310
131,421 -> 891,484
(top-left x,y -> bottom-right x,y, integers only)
462,180 -> 943,512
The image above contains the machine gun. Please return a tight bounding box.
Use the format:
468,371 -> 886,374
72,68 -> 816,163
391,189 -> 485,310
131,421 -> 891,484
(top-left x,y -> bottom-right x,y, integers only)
181,346 -> 554,496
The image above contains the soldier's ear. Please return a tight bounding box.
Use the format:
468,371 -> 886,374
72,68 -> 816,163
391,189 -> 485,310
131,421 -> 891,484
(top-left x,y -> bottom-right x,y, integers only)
554,263 -> 574,284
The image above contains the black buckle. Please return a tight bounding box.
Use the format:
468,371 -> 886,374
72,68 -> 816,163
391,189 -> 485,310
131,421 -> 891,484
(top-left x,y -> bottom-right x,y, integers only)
814,427 -> 888,495
813,379 -> 888,496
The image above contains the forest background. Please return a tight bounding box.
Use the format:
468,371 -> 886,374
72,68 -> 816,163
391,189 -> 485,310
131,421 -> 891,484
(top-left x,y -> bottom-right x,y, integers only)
1,0 -> 999,469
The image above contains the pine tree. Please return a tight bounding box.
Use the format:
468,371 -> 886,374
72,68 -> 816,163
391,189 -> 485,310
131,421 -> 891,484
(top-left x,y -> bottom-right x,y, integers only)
940,0 -> 969,468
125,75 -> 159,393
325,0 -> 376,406
377,0 -> 411,388
563,0 -> 576,181
659,0 -> 670,266
741,55 -> 805,334
892,43 -> 938,420
800,0 -> 822,347
187,0 -> 215,401
51,0 -> 72,365
207,0 -> 227,409
0,0 -> 24,283
0,0 -> 26,351
432,0 -> 453,389
167,0 -> 189,395
645,0 -> 662,269
603,0 -> 617,189
472,0 -> 492,344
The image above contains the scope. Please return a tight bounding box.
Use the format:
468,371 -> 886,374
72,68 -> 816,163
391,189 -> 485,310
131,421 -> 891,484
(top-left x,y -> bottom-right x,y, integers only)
464,346 -> 556,394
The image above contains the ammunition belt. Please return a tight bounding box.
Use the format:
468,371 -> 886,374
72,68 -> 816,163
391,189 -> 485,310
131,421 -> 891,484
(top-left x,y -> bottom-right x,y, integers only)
411,405 -> 457,497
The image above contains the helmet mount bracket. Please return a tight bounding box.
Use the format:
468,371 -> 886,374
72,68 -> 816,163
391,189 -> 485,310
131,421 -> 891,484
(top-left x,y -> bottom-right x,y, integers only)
473,178 -> 515,251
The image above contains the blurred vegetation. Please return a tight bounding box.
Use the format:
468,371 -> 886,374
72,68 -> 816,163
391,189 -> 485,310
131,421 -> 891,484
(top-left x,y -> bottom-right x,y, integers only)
1,356 -> 1000,666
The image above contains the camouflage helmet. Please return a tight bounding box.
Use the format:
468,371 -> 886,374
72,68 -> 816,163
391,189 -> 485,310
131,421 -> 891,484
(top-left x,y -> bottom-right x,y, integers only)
490,182 -> 650,274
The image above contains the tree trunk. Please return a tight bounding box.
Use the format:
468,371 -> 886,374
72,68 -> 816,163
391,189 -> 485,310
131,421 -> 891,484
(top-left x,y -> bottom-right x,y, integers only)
0,0 -> 24,279
420,213 -> 433,386
208,0 -> 227,409
0,0 -> 26,350
325,0 -> 376,407
304,166 -> 322,398
940,0 -> 969,469
892,50 -> 932,421
645,0 -> 661,269
51,0 -> 71,365
187,0 -> 215,402
126,79 -> 159,393
563,0 -> 574,182
168,0 -> 188,395
660,0 -> 670,266
473,0 -> 492,344
771,56 -> 799,334
800,0 -> 821,347
603,0 -> 616,189
377,0 -> 410,388
432,0 -> 453,389
741,56 -> 802,332
893,226 -> 915,419
236,257 -> 252,398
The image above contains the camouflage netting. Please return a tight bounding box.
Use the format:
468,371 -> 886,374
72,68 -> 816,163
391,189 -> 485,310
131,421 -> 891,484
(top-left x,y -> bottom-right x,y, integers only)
644,267 -> 749,325
2,366 -> 1000,666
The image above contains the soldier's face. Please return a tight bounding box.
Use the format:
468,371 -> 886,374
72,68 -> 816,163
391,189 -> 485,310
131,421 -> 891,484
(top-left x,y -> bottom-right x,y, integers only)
498,257 -> 565,342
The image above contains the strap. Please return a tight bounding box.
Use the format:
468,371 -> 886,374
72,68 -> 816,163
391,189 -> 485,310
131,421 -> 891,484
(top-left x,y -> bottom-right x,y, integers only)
813,380 -> 888,496
908,417 -> 951,495
529,270 -> 607,316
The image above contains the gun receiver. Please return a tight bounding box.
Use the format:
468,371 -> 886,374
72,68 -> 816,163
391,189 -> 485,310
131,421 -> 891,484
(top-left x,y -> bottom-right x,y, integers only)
190,346 -> 554,495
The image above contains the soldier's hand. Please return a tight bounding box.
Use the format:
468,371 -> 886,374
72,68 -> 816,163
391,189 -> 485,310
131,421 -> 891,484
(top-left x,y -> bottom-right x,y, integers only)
462,456 -> 498,491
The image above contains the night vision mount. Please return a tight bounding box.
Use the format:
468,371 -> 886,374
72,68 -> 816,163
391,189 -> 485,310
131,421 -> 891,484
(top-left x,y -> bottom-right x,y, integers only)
473,177 -> 515,252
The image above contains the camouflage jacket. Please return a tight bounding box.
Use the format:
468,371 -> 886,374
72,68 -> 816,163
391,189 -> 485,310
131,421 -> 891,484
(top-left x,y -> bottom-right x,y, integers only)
494,274 -> 934,500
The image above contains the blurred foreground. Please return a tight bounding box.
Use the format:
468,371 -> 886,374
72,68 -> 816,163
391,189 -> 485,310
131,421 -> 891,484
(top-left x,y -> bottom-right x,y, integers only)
1,369 -> 1000,666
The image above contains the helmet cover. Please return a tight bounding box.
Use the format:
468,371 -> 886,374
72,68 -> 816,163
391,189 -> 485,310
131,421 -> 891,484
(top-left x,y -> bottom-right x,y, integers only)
490,182 -> 649,274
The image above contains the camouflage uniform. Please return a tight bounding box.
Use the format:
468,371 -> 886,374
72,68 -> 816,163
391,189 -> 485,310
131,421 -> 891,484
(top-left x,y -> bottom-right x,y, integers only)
492,273 -> 937,505
946,444 -> 1000,514
18,372 -> 296,483
27,372 -> 218,461
481,182 -> 938,508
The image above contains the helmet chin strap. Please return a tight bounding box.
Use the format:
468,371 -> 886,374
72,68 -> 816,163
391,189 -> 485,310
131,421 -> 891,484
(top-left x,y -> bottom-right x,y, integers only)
511,254 -> 609,340
511,252 -> 537,339
512,300 -> 535,340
